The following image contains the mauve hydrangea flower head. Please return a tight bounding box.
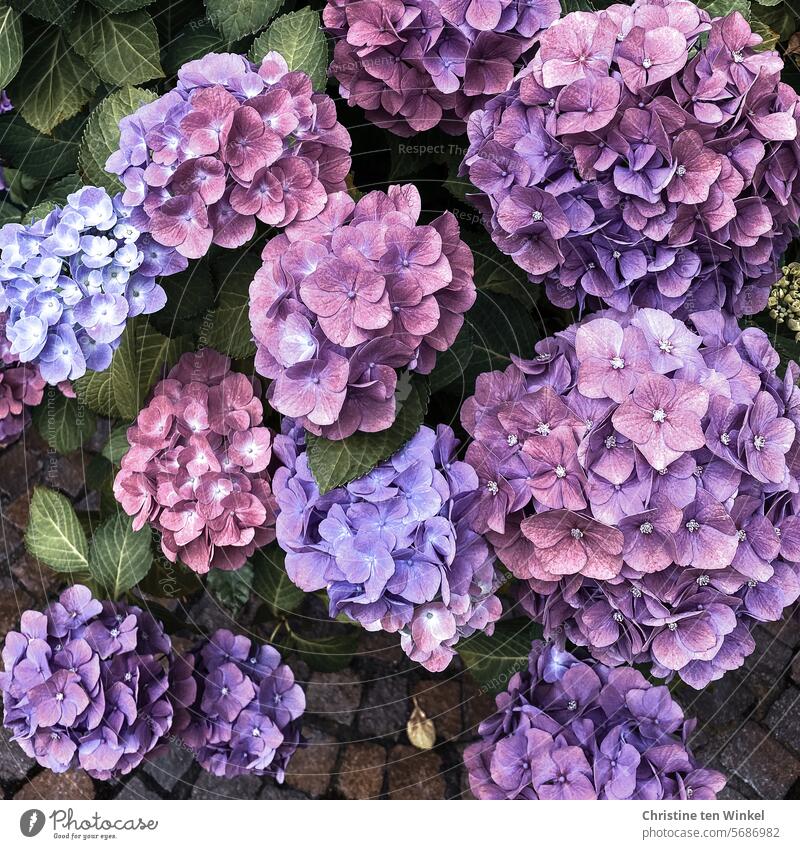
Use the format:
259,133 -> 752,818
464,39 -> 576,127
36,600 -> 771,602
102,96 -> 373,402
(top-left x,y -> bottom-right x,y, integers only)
273,422 -> 502,671
462,0 -> 800,317
172,629 -> 304,781
0,187 -> 175,384
113,348 -> 277,573
0,312 -> 46,445
325,0 -> 560,136
0,585 -> 176,779
250,184 -> 476,438
461,306 -> 800,687
464,641 -> 726,799
106,52 -> 352,260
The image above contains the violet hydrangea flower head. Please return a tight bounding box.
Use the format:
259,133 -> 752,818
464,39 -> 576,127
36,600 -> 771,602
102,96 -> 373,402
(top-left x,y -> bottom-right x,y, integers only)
113,348 -> 278,574
172,628 -> 304,781
106,52 -> 352,260
0,312 -> 46,445
325,0 -> 560,136
464,641 -> 726,799
273,422 -> 502,671
0,585 -> 176,779
0,187 -> 175,384
250,184 -> 476,439
462,0 -> 800,317
461,306 -> 800,687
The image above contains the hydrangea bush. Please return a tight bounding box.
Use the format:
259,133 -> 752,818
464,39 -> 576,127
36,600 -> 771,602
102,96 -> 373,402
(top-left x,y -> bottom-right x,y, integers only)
462,1 -> 800,316
0,586 -> 176,779
0,187 -> 173,383
250,185 -> 476,438
172,628 -> 304,780
0,312 -> 45,446
324,0 -> 560,136
106,52 -> 352,260
273,423 -> 502,670
464,641 -> 726,799
113,348 -> 278,574
461,306 -> 800,687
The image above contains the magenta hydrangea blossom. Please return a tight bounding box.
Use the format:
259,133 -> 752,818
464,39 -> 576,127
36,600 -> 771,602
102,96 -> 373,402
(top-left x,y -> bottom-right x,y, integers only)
171,628 -> 304,781
324,0 -> 560,136
113,348 -> 277,574
0,312 -> 46,446
0,586 -> 176,779
273,422 -> 502,671
250,184 -> 476,438
462,1 -> 800,317
464,641 -> 726,799
106,52 -> 352,260
461,306 -> 800,687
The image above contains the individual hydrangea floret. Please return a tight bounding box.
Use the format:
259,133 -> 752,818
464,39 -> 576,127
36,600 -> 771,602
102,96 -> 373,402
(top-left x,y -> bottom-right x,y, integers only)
0,312 -> 46,446
0,585 -> 176,779
172,628 -> 304,781
461,306 -> 800,687
0,186 -> 176,384
113,348 -> 277,573
325,0 -> 560,136
273,422 -> 502,671
464,641 -> 726,799
250,184 -> 475,438
106,52 -> 352,261
462,1 -> 800,317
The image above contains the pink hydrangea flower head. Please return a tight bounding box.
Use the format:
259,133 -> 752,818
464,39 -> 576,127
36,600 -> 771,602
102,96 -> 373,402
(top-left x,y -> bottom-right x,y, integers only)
0,313 -> 46,446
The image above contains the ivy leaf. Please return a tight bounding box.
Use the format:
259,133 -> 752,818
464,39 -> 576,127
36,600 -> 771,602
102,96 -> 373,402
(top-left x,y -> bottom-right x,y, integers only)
0,113 -> 84,181
306,373 -> 430,494
163,21 -> 227,76
0,6 -> 22,90
249,8 -> 328,91
79,86 -> 157,193
89,513 -> 153,598
73,367 -> 119,418
252,545 -> 304,617
207,563 -> 255,615
204,0 -> 282,40
32,388 -> 96,454
206,253 -> 260,358
459,620 -> 542,695
25,486 -> 89,572
69,6 -> 163,86
101,424 -> 131,467
288,628 -> 360,672
7,29 -> 98,134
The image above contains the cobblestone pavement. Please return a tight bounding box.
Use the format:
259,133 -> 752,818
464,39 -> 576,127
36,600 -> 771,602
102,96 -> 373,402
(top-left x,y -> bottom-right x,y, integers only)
1,431 -> 799,801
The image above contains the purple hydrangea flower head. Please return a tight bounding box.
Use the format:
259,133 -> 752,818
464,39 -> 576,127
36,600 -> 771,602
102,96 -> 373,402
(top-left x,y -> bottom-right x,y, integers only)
172,628 -> 304,781
250,185 -> 476,438
0,585 -> 176,779
273,422 -> 502,671
464,641 -> 726,799
0,187 -> 176,384
113,348 -> 277,573
462,1 -> 800,317
325,0 -> 560,136
0,312 -> 46,445
106,52 -> 352,260
461,306 -> 800,687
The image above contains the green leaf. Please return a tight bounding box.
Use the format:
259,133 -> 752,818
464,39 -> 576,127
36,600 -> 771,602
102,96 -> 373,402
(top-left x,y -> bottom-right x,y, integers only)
7,29 -> 98,134
23,174 -> 82,224
151,260 -> 214,337
0,113 -> 85,181
79,86 -> 157,193
249,8 -> 327,91
205,0 -> 282,40
252,545 -> 304,617
73,367 -> 119,418
306,373 -> 430,494
101,424 -> 131,467
138,555 -> 202,599
206,253 -> 260,359
32,388 -> 96,454
699,0 -> 750,18
69,6 -> 163,86
163,21 -> 227,76
91,0 -> 156,11
0,6 -> 22,89
288,628 -> 360,672
25,486 -> 89,572
429,323 -> 474,394
459,620 -> 542,695
9,0 -> 77,26
0,201 -> 21,225
89,513 -> 153,598
111,318 -> 187,421
207,563 -> 254,615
